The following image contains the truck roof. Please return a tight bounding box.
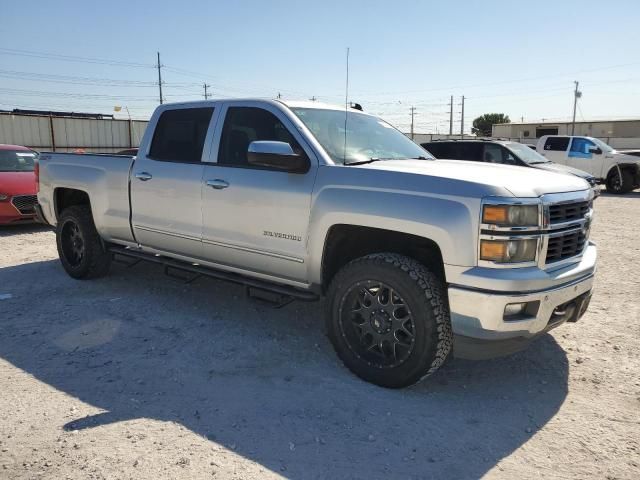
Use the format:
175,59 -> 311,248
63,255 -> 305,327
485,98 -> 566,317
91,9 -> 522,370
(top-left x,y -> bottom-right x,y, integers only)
156,98 -> 369,114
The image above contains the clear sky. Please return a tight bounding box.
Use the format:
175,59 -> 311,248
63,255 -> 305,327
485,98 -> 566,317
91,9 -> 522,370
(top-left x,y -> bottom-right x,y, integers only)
2,0 -> 640,133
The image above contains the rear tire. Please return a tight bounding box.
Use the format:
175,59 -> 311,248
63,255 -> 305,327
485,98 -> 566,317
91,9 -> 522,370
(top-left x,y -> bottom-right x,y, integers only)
326,253 -> 452,388
56,205 -> 111,279
606,168 -> 634,194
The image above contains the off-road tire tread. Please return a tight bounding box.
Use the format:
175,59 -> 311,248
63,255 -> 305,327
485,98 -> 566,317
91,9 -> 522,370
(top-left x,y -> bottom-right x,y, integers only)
56,205 -> 111,279
326,252 -> 452,388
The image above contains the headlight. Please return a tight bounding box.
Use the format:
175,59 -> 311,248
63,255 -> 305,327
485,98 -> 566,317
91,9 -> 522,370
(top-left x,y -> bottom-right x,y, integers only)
482,204 -> 539,227
480,239 -> 538,263
0,194 -> 8,201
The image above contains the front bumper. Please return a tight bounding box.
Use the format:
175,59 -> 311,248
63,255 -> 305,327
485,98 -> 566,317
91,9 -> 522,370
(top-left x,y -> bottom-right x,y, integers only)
0,200 -> 36,225
448,243 -> 596,359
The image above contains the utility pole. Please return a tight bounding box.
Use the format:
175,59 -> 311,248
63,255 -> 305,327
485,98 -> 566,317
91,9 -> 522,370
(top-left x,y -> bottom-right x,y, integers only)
571,81 -> 581,135
448,95 -> 453,135
203,83 -> 211,100
460,95 -> 465,137
410,106 -> 417,140
156,52 -> 163,105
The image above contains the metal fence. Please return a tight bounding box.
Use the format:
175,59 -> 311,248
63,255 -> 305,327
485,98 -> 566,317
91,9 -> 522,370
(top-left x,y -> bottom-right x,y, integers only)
0,112 -> 149,153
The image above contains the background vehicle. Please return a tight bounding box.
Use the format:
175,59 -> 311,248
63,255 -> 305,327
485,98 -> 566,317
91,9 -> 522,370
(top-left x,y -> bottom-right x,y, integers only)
422,139 -> 598,192
36,99 -> 596,388
536,135 -> 640,194
0,144 -> 38,225
116,148 -> 139,156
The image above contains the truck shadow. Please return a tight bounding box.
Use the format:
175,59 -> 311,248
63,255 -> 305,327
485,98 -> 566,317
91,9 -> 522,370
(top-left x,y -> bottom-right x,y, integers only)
599,190 -> 640,198
0,259 -> 570,479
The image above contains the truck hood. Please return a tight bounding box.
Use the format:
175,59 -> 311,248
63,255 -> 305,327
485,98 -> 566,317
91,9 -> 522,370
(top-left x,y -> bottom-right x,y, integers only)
359,159 -> 590,197
611,152 -> 640,165
0,171 -> 36,196
530,161 -> 594,180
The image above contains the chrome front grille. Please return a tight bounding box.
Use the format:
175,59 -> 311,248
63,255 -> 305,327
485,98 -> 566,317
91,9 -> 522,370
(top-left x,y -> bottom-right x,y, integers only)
543,198 -> 592,266
546,230 -> 588,263
549,200 -> 591,225
11,195 -> 38,215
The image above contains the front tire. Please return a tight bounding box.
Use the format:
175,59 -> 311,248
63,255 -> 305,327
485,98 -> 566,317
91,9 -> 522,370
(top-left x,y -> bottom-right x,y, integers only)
56,205 -> 111,279
326,253 -> 452,388
606,168 -> 634,194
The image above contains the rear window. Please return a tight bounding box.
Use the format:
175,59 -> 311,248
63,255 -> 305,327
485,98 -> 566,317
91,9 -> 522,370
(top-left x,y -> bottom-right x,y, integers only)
543,137 -> 570,151
0,150 -> 37,172
149,107 -> 214,163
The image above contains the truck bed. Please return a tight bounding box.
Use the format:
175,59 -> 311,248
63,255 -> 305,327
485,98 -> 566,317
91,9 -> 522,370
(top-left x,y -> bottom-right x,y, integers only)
37,152 -> 136,243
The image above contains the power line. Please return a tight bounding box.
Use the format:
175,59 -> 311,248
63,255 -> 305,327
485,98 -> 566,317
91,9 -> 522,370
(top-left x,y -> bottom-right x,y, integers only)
0,47 -> 153,68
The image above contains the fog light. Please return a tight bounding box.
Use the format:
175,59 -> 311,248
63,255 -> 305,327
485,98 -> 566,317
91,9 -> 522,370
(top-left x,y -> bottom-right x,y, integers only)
504,303 -> 526,317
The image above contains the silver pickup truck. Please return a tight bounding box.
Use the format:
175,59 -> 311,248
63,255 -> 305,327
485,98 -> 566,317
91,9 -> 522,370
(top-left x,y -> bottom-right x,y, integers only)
36,99 -> 597,388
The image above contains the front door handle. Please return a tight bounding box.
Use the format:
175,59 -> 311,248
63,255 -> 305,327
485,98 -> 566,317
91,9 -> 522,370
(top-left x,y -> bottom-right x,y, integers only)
206,179 -> 229,190
135,172 -> 153,181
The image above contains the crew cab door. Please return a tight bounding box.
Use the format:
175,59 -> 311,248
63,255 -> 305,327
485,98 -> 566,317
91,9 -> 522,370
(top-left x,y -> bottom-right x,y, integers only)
566,137 -> 602,177
540,136 -> 570,165
130,106 -> 216,258
200,102 -> 318,282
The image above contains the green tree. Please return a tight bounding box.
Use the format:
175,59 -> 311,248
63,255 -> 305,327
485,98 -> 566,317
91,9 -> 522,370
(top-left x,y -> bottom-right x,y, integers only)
471,113 -> 510,137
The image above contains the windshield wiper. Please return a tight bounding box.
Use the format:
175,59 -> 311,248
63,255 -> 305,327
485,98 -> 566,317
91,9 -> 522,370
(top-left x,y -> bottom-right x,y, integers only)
344,157 -> 393,166
345,156 -> 431,166
529,161 -> 550,164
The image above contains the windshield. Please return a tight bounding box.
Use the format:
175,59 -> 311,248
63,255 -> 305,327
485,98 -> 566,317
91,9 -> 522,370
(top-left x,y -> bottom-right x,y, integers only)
290,107 -> 433,164
0,150 -> 37,172
590,137 -> 616,154
504,142 -> 550,164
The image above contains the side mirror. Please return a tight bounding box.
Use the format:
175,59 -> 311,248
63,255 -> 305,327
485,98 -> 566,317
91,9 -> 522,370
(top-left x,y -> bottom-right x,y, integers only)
247,141 -> 309,173
588,146 -> 602,155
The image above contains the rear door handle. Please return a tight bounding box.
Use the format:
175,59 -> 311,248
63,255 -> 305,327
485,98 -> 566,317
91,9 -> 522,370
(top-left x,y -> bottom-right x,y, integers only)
135,172 -> 153,181
206,179 -> 229,190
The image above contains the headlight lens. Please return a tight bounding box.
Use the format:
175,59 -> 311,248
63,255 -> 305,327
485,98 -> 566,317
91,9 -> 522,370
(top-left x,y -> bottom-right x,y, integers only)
482,205 -> 539,226
480,239 -> 538,263
0,194 -> 8,201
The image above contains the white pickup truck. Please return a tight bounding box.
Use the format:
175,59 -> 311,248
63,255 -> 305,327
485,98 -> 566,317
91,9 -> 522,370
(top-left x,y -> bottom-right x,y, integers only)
537,135 -> 640,194
36,99 -> 597,388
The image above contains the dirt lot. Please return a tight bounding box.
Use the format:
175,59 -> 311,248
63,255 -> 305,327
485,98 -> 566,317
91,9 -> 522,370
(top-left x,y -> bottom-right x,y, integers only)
0,193 -> 638,480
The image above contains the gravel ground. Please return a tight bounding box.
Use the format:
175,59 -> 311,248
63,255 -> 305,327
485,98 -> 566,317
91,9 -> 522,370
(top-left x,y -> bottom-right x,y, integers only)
0,193 -> 639,480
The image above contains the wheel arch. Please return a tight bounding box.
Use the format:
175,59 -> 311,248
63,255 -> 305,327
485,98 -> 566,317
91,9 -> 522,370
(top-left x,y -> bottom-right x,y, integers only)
320,224 -> 445,293
54,187 -> 92,221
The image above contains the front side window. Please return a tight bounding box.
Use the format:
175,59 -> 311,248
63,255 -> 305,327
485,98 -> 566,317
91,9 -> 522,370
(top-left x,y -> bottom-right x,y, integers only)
544,137 -> 570,151
217,107 -> 303,167
483,144 -> 504,163
149,107 -> 214,163
0,150 -> 37,172
291,107 -> 432,164
570,137 -> 596,156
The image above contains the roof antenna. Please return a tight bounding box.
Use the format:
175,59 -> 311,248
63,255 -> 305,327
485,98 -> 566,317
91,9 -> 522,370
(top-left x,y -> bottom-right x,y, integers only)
343,47 -> 350,163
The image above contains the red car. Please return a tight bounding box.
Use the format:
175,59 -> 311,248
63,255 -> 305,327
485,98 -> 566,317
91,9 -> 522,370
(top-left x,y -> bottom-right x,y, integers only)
0,144 -> 39,224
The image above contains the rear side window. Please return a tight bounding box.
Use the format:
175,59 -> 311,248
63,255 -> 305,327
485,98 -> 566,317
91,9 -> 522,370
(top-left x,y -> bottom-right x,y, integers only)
422,143 -> 450,158
423,142 -> 482,161
149,107 -> 214,163
217,107 -> 303,167
543,137 -> 570,151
